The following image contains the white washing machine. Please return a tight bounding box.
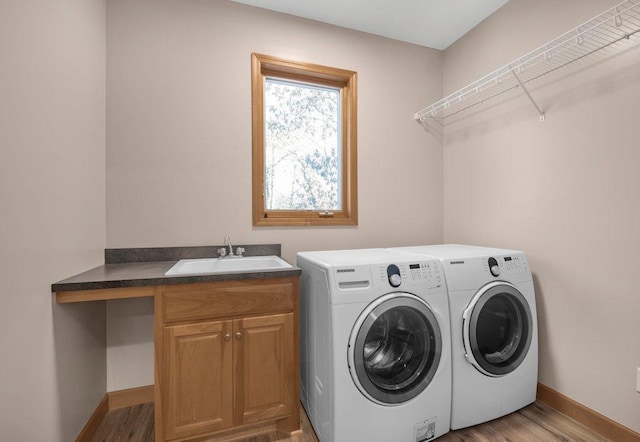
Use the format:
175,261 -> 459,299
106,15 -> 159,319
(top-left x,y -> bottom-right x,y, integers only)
393,244 -> 538,430
297,249 -> 451,442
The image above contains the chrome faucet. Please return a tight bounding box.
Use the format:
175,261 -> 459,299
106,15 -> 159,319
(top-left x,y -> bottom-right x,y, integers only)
224,235 -> 234,257
218,235 -> 245,258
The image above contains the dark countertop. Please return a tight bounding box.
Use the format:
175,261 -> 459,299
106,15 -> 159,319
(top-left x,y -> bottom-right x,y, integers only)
51,244 -> 301,292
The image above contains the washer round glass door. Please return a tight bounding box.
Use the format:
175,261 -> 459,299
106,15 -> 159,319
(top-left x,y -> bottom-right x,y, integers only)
463,281 -> 533,377
348,293 -> 442,405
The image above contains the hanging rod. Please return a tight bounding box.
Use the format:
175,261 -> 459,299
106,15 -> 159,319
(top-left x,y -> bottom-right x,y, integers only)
414,0 -> 640,122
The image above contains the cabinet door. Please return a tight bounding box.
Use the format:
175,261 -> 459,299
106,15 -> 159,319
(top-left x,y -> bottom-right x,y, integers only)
234,313 -> 294,425
164,320 -> 233,440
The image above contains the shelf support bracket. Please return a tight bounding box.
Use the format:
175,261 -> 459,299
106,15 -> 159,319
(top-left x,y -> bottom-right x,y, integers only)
511,68 -> 545,121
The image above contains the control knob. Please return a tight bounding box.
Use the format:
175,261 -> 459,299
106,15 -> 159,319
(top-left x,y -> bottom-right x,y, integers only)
389,273 -> 402,287
386,264 -> 402,287
488,257 -> 500,277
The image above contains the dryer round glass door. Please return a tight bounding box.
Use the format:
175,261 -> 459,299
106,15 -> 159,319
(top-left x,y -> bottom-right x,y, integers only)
463,282 -> 533,376
348,293 -> 442,405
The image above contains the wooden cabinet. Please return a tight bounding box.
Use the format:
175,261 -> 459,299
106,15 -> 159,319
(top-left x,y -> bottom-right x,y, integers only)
156,277 -> 299,442
163,320 -> 233,440
234,313 -> 294,426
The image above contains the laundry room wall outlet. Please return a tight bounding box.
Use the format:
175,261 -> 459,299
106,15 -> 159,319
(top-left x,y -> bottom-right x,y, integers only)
636,367 -> 640,393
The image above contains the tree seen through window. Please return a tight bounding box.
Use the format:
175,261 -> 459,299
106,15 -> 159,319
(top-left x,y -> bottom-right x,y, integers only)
264,78 -> 341,211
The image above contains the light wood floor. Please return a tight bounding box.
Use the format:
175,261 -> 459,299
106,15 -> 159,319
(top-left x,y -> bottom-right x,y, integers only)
90,400 -> 609,442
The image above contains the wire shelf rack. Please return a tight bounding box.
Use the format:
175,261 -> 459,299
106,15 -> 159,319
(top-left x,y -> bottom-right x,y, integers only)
414,0 -> 640,122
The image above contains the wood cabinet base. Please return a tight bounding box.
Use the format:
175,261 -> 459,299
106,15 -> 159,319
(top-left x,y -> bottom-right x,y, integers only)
166,418 -> 297,442
156,278 -> 300,441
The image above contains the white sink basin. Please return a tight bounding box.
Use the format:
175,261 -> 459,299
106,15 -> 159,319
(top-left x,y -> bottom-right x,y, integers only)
165,255 -> 292,276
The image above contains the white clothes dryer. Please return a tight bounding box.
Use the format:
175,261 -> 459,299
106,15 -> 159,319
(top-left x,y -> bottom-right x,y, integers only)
392,244 -> 538,430
297,249 -> 452,442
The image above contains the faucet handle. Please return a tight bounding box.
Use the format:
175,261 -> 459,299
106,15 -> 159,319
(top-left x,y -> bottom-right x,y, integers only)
217,248 -> 227,258
236,247 -> 245,257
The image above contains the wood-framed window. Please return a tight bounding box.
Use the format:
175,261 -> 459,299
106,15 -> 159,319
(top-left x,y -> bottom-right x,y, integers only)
251,53 -> 357,226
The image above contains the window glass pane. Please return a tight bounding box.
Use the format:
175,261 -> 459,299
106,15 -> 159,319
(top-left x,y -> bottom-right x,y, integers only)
264,78 -> 341,211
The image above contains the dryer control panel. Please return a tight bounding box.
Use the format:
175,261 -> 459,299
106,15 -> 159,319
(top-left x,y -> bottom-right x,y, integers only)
483,254 -> 530,279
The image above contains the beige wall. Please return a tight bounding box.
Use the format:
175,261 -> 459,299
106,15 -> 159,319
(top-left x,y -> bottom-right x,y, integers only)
106,297 -> 154,391
0,0 -> 107,440
105,0 -> 444,390
106,0 -> 444,259
442,0 -> 640,433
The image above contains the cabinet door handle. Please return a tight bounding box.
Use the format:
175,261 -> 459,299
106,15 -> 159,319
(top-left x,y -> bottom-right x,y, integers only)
224,333 -> 231,341
235,332 -> 242,340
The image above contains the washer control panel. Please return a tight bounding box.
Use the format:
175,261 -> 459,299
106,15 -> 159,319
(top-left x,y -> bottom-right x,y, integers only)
376,261 -> 443,289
